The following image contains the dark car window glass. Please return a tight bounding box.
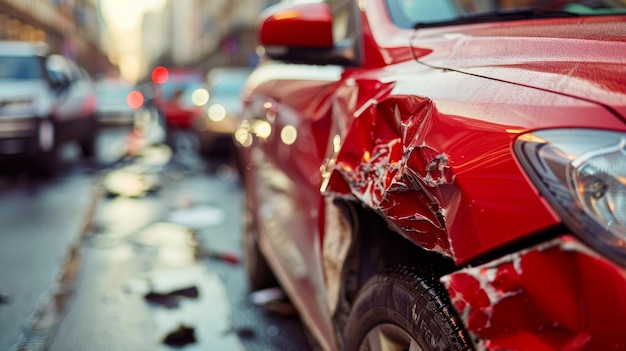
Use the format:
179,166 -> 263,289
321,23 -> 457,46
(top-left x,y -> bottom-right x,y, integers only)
0,56 -> 44,80
387,0 -> 626,28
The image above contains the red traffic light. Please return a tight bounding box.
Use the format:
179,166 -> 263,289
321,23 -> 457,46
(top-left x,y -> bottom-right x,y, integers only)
151,66 -> 169,84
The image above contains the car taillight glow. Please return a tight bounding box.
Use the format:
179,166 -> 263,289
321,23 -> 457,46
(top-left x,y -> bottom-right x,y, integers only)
127,90 -> 144,109
515,129 -> 626,266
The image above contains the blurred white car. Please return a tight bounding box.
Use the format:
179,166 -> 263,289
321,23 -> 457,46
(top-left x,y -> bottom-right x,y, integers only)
0,41 -> 98,175
94,77 -> 141,126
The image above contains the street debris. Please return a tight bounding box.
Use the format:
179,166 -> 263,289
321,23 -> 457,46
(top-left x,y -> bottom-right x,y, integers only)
144,286 -> 199,309
162,324 -> 197,347
203,249 -> 240,265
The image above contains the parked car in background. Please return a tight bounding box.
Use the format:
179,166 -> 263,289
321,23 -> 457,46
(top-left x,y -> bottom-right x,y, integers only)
193,67 -> 251,159
155,67 -> 205,130
94,77 -> 142,126
234,1 -> 626,350
0,41 -> 97,176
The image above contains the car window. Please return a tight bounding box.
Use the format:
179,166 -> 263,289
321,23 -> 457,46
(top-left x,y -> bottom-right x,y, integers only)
386,0 -> 626,28
0,56 -> 44,80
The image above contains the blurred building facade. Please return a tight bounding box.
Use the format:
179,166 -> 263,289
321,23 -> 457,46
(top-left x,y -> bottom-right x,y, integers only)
0,0 -> 110,75
0,0 -> 281,81
140,0 -> 280,81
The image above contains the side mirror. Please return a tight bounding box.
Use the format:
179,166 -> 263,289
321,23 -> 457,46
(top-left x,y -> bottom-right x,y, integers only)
258,2 -> 353,65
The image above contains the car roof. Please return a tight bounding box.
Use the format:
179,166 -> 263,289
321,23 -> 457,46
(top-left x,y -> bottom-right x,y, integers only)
0,41 -> 50,57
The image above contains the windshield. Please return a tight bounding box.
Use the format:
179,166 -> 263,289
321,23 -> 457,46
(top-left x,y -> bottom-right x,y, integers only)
386,0 -> 626,29
0,56 -> 44,81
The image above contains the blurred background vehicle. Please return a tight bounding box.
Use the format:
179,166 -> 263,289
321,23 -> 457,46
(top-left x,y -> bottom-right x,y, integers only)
193,67 -> 251,160
154,67 -> 206,131
0,41 -> 97,176
93,77 -> 143,126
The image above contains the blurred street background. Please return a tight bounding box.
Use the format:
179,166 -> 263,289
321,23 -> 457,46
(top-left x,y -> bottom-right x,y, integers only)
0,0 -> 267,81
0,0 -> 313,350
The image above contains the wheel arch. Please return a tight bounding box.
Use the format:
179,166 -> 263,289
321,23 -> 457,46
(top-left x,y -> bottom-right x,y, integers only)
327,197 -> 459,342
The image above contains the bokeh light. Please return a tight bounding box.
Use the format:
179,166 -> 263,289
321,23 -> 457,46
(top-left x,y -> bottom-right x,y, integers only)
127,90 -> 145,109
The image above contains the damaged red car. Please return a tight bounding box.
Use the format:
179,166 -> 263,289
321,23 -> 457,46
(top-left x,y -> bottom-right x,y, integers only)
235,0 -> 626,350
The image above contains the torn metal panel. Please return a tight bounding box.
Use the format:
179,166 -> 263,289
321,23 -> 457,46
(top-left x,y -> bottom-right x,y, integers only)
441,236 -> 626,351
327,95 -> 454,256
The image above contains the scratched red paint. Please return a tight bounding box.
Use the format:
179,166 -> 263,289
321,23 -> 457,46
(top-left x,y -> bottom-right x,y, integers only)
442,237 -> 626,350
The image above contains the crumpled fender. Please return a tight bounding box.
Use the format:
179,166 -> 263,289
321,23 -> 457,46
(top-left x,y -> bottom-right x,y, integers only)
441,236 -> 626,351
324,93 -> 454,256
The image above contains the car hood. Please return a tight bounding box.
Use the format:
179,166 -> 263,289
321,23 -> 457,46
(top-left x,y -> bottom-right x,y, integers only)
412,16 -> 626,119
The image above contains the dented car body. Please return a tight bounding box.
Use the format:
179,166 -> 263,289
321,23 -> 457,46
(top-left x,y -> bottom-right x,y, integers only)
235,0 -> 626,350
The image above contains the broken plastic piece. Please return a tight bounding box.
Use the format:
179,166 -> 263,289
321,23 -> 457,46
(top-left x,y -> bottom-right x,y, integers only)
205,250 -> 240,265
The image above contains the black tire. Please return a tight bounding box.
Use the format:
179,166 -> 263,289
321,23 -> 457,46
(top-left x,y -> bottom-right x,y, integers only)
343,265 -> 473,351
243,197 -> 278,291
31,118 -> 60,177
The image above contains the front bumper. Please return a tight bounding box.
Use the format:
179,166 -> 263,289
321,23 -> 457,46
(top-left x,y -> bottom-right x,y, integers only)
442,235 -> 626,350
0,117 -> 41,155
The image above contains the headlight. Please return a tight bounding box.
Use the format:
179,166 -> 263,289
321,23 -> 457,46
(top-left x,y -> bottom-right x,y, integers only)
515,129 -> 626,266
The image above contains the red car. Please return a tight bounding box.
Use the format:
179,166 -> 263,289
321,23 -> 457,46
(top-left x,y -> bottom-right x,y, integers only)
154,68 -> 205,129
234,1 -> 626,350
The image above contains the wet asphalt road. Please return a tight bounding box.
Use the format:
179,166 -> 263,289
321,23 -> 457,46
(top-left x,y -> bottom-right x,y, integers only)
0,123 -> 311,350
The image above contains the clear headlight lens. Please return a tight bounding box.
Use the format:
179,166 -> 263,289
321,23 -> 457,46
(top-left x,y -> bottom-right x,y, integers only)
515,129 -> 626,266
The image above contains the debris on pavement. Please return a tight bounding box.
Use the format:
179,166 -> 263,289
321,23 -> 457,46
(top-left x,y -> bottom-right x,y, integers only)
162,324 -> 197,347
144,286 -> 199,309
203,249 -> 240,265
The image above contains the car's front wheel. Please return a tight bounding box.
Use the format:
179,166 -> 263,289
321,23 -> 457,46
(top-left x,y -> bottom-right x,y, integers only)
342,265 -> 473,351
